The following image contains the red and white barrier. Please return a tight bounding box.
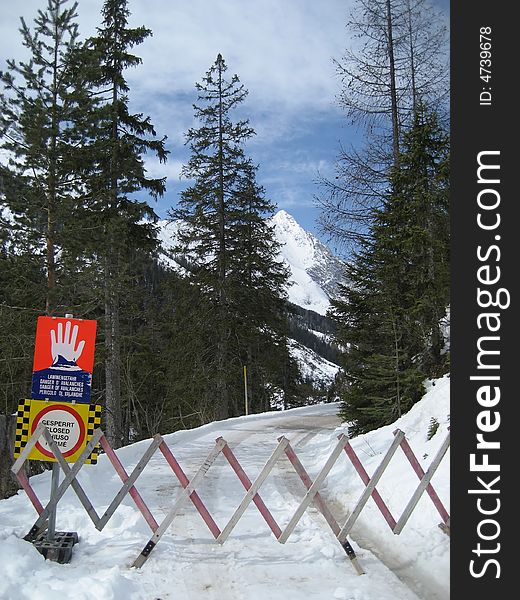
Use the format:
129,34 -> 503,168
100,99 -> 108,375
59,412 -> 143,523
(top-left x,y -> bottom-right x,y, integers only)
12,423 -> 450,574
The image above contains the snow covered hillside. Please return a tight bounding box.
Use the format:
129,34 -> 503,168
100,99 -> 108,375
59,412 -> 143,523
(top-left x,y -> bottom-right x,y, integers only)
156,210 -> 344,387
271,210 -> 345,315
288,338 -> 339,387
156,209 -> 345,317
0,376 -> 449,600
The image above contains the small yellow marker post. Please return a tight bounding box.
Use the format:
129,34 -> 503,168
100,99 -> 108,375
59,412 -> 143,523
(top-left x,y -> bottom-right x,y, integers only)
243,365 -> 249,416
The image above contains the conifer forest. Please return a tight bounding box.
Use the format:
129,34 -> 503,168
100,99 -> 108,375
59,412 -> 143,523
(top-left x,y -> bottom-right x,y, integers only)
0,0 -> 450,496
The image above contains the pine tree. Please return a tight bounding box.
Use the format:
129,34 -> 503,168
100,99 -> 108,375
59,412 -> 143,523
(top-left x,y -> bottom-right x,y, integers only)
332,105 -> 449,433
378,105 -> 449,374
117,252 -> 171,442
0,206 -> 45,411
172,54 -> 292,420
0,0 -> 88,498
76,0 -> 168,446
0,0 -> 86,315
158,272 -> 221,427
227,162 -> 291,414
173,53 -> 246,419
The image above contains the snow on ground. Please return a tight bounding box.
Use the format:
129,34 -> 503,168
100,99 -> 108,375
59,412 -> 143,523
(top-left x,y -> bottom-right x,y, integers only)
288,338 -> 340,386
316,375 -> 450,600
0,377 -> 449,600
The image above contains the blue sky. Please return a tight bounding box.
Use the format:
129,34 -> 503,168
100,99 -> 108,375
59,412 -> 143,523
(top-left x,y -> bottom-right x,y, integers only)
0,0 -> 449,246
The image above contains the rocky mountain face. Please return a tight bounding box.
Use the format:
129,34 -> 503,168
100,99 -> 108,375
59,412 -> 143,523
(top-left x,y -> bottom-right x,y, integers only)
158,209 -> 345,317
270,210 -> 345,316
157,210 -> 346,390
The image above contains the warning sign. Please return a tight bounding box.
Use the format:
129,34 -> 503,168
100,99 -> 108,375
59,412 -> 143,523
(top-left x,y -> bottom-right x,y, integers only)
31,317 -> 97,403
14,399 -> 101,464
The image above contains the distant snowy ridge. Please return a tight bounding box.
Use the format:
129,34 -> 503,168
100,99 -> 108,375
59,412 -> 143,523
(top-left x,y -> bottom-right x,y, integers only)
271,210 -> 345,315
156,210 -> 344,386
156,209 -> 345,316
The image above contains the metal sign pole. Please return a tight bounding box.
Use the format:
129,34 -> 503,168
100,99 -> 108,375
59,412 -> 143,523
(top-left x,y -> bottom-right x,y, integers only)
44,312 -> 74,542
17,311 -> 98,562
47,463 -> 60,541
46,313 -> 73,543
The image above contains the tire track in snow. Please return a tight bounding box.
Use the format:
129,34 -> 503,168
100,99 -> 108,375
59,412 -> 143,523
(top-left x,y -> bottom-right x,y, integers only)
146,412 -> 340,599
266,414 -> 445,600
145,408 -> 423,600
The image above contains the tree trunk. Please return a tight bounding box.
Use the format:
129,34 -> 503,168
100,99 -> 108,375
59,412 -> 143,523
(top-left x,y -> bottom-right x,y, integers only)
45,18 -> 60,316
216,54 -> 229,420
0,414 -> 19,499
386,0 -> 400,165
0,413 -> 46,500
104,60 -> 123,447
406,0 -> 418,118
104,257 -> 122,448
391,311 -> 402,418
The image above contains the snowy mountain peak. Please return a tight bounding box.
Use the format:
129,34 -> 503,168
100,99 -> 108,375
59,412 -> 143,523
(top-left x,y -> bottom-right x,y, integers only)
157,210 -> 345,316
271,209 -> 320,268
271,209 -> 301,232
270,210 -> 345,315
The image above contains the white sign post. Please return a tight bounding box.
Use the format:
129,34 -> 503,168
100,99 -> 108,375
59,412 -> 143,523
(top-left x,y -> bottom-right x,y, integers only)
26,313 -> 97,562
47,314 -> 73,546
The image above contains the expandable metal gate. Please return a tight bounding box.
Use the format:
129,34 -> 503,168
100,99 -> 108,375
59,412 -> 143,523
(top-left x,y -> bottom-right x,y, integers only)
12,424 -> 450,574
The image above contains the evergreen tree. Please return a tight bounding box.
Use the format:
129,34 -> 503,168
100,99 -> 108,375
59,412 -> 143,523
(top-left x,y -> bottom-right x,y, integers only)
227,162 -> 291,414
377,105 -> 449,374
0,207 -> 45,412
172,54 -> 293,420
117,252 -> 171,442
174,53 -> 254,421
159,272 -> 221,427
76,0 -> 168,446
332,105 -> 449,433
0,0 -> 86,315
0,1 -> 88,498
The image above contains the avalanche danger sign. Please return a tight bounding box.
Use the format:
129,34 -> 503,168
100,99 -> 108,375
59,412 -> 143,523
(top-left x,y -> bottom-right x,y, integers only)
14,399 -> 101,464
31,316 -> 97,403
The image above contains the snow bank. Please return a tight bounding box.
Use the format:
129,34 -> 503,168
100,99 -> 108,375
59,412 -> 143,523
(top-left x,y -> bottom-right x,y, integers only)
324,375 -> 451,599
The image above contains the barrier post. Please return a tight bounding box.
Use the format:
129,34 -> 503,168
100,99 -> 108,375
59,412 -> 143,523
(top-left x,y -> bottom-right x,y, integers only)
13,423 -> 450,570
338,431 -> 404,541
280,437 -> 365,575
47,464 -> 60,541
393,429 -> 450,534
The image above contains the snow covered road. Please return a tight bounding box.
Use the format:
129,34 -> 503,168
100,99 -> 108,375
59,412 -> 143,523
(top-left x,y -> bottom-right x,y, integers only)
0,391 -> 450,600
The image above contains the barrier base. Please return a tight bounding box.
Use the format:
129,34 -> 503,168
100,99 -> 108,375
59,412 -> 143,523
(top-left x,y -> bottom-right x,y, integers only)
32,531 -> 79,564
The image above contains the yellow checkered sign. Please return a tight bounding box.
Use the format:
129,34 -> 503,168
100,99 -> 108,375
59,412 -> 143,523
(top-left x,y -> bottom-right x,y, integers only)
14,399 -> 101,464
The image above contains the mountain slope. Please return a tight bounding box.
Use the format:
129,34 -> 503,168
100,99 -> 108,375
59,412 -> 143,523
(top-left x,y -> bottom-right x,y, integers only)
271,210 -> 345,315
156,209 -> 345,317
156,210 -> 345,389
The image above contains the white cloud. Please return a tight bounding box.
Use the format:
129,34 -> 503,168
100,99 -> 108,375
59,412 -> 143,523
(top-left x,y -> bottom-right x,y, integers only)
0,0 -> 449,240
277,158 -> 333,177
124,0 -> 351,109
144,157 -> 183,181
1,0 -> 352,148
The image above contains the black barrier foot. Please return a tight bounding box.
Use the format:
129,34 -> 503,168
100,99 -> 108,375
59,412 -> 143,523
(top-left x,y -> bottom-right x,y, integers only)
23,524 -> 44,542
341,539 -> 356,558
340,540 -> 365,575
32,531 -> 79,564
